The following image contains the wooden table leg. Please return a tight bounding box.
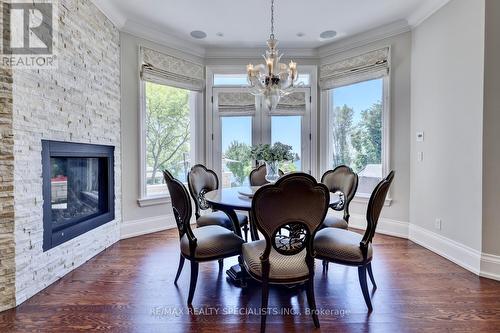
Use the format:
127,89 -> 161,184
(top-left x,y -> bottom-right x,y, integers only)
217,207 -> 250,286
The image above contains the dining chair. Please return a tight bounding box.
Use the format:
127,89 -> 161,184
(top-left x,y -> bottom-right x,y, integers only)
314,171 -> 395,312
242,173 -> 330,332
321,165 -> 358,230
187,164 -> 249,241
164,170 -> 244,306
249,163 -> 285,186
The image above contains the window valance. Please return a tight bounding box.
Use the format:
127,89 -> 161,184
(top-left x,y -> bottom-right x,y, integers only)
272,91 -> 306,114
217,92 -> 257,115
319,47 -> 390,90
140,46 -> 205,91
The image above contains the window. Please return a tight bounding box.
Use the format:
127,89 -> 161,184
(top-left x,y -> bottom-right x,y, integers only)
329,78 -> 387,196
143,81 -> 196,197
211,87 -> 312,186
213,73 -> 310,87
221,116 -> 253,188
271,115 -> 302,172
213,74 -> 248,86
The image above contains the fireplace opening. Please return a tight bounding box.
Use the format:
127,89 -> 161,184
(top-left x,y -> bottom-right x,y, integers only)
42,141 -> 115,251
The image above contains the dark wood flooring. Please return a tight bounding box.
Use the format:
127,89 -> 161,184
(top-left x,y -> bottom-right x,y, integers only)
1,228 -> 500,333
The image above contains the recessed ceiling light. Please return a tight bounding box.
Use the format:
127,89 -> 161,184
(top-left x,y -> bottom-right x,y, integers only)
320,30 -> 337,39
296,32 -> 305,37
216,32 -> 224,37
190,30 -> 207,39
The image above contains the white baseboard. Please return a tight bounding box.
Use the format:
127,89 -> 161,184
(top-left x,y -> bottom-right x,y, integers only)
120,215 -> 176,240
480,253 -> 500,281
348,213 -> 409,239
408,224 -> 481,275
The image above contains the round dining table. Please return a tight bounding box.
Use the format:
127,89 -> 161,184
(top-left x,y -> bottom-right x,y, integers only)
205,186 -> 341,241
204,186 -> 260,240
204,185 -> 340,285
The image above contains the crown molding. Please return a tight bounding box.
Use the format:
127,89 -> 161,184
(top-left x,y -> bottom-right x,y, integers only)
318,20 -> 410,59
90,0 -> 127,29
407,0 -> 452,28
205,47 -> 319,60
121,19 -> 206,58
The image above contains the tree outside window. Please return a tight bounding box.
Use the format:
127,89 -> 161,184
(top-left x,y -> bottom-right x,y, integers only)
145,82 -> 193,196
331,78 -> 384,195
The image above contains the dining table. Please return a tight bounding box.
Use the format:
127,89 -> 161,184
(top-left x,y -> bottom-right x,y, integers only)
204,185 -> 340,285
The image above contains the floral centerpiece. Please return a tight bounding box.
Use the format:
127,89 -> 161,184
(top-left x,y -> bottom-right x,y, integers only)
250,142 -> 297,183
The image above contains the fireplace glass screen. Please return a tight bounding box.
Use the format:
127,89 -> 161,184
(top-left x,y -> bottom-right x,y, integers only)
42,140 -> 114,251
51,157 -> 102,226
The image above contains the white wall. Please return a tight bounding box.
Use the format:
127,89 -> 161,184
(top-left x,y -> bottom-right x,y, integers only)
410,0 -> 485,252
321,32 -> 412,226
120,32 -> 204,236
482,0 -> 500,257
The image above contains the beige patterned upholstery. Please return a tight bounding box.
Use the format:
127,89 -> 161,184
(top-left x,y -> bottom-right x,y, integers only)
196,211 -> 248,230
242,240 -> 310,281
180,225 -> 244,259
315,228 -> 373,264
322,215 -> 348,229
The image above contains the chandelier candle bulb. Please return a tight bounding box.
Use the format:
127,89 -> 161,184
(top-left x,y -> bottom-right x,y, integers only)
266,59 -> 273,75
247,64 -> 254,76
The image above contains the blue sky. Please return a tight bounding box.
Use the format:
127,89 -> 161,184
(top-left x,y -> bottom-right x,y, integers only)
220,78 -> 382,169
332,78 -> 383,123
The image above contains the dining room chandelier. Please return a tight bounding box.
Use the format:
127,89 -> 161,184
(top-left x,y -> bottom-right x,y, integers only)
246,0 -> 301,111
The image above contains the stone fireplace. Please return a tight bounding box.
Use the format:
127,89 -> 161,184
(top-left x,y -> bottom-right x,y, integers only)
0,0 -> 121,311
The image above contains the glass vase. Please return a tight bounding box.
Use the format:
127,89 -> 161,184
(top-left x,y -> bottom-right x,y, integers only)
265,161 -> 280,183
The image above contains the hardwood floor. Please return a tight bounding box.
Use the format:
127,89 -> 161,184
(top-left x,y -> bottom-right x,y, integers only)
1,228 -> 500,333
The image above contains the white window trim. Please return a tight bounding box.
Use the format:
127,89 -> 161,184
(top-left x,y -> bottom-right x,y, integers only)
137,52 -> 204,206
205,65 -> 318,179
320,69 -> 392,205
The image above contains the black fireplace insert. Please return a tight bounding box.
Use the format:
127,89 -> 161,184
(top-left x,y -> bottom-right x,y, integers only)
42,140 -> 115,251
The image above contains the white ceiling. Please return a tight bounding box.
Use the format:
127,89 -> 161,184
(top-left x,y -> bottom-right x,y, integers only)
94,0 -> 449,50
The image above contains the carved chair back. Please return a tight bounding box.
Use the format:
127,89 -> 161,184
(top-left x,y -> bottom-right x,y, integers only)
164,170 -> 196,249
251,173 -> 330,269
361,171 -> 395,250
187,164 -> 219,219
321,165 -> 358,221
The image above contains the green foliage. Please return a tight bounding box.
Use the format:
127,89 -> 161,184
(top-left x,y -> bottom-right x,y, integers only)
145,82 -> 191,183
250,142 -> 296,162
331,101 -> 382,173
332,105 -> 354,167
351,102 -> 382,172
225,141 -> 252,186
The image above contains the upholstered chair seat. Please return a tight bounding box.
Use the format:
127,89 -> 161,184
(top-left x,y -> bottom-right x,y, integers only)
315,228 -> 373,264
196,210 -> 248,230
242,240 -> 309,281
322,215 -> 349,230
180,225 -> 244,260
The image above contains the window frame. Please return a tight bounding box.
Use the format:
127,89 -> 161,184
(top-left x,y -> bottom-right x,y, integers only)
138,78 -> 204,207
320,73 -> 391,204
205,65 -> 318,178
